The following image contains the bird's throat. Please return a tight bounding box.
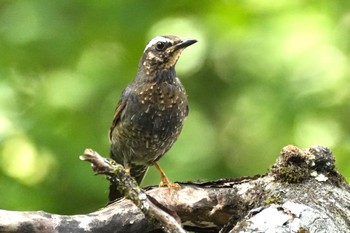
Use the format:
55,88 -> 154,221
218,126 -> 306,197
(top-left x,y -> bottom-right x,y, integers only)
137,66 -> 176,84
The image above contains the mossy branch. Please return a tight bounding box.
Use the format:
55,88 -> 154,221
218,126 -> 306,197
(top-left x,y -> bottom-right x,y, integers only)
80,149 -> 186,233
0,145 -> 349,233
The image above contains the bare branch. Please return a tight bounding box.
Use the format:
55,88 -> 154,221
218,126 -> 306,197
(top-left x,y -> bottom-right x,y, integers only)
0,145 -> 349,233
80,148 -> 186,233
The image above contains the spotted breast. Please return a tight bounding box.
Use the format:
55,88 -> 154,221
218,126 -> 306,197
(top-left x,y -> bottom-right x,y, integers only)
109,35 -> 197,201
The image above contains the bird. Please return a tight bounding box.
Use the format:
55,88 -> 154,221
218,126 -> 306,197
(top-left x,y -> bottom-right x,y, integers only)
108,35 -> 197,201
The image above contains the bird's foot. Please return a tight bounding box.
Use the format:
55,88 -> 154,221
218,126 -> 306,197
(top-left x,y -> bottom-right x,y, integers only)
154,161 -> 180,188
159,175 -> 180,188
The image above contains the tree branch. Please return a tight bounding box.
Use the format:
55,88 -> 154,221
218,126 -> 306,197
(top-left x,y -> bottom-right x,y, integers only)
80,149 -> 186,233
0,145 -> 349,233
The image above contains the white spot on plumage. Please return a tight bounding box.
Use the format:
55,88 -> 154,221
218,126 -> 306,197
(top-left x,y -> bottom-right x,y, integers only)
145,105 -> 151,113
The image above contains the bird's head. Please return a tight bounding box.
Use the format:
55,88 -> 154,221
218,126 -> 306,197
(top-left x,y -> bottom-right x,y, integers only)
140,35 -> 197,76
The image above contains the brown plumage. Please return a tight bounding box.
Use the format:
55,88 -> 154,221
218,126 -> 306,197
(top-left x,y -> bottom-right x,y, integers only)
109,35 -> 197,201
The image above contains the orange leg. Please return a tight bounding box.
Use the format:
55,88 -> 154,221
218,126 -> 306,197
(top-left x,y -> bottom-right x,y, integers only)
153,162 -> 180,188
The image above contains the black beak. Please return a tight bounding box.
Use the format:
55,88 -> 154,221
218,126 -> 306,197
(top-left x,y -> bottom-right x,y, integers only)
173,39 -> 197,51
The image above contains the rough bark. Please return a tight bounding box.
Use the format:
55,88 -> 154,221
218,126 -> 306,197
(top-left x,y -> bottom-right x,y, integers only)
0,145 -> 349,233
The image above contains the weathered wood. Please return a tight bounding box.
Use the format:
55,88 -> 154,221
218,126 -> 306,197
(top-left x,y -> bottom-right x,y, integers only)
0,145 -> 349,233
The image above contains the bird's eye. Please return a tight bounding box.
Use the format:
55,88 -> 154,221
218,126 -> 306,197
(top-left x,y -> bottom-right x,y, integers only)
155,42 -> 166,51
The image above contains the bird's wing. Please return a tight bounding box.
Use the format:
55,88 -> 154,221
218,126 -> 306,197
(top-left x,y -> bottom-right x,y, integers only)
108,86 -> 132,142
108,99 -> 126,142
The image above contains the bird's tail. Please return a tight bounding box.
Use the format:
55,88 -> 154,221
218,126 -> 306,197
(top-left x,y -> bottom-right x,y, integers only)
108,164 -> 149,202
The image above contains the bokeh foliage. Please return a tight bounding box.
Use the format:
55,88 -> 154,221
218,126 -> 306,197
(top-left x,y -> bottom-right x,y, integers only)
1,0 -> 350,214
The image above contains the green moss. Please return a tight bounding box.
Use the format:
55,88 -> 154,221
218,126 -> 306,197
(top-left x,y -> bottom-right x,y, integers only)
265,196 -> 282,204
297,227 -> 310,233
274,164 -> 309,183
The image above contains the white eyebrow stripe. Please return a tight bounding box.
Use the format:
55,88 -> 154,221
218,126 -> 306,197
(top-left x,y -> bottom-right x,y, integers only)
144,36 -> 170,52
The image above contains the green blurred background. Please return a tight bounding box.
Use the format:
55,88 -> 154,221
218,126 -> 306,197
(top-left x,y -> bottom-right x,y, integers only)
1,0 -> 350,214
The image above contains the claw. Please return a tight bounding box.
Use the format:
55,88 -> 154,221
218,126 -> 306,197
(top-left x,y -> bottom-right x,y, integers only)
154,162 -> 180,188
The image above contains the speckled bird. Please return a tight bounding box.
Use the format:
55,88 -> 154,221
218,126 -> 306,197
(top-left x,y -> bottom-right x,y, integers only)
109,35 -> 197,201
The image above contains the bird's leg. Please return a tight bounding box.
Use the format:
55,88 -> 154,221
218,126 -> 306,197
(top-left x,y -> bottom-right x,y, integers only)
123,161 -> 131,174
153,162 -> 180,188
